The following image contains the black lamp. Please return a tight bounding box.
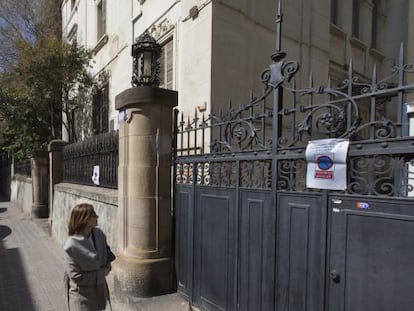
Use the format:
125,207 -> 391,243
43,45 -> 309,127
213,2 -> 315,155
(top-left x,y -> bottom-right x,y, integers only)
131,31 -> 161,87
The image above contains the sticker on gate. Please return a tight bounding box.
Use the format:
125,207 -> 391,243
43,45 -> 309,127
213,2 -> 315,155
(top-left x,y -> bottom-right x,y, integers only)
356,202 -> 370,209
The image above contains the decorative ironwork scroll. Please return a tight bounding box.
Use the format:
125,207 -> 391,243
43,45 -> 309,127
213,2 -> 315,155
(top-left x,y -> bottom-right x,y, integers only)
175,42 -> 414,196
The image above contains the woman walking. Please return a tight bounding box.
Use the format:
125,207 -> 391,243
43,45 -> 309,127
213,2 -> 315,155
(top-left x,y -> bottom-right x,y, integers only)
64,203 -> 115,311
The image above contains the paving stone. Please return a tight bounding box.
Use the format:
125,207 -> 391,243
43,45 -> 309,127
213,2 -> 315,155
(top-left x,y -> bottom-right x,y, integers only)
0,196 -> 192,311
0,198 -> 67,311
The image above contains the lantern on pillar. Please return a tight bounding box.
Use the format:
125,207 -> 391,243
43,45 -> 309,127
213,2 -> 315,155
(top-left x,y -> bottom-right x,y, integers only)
131,31 -> 161,87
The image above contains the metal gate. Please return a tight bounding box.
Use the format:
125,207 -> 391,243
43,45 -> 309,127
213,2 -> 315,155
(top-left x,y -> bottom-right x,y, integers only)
173,5 -> 414,311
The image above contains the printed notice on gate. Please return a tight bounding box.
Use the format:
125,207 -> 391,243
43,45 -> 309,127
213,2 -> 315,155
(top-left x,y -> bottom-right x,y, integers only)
305,138 -> 349,190
92,165 -> 100,186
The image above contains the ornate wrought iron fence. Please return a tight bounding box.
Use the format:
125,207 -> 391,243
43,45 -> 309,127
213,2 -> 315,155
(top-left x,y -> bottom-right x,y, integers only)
175,44 -> 414,197
14,158 -> 31,177
0,152 -> 11,167
63,131 -> 118,189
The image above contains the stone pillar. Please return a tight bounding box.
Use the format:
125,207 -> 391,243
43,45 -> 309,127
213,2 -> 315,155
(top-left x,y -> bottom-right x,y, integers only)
31,150 -> 49,218
113,86 -> 177,300
48,140 -> 67,224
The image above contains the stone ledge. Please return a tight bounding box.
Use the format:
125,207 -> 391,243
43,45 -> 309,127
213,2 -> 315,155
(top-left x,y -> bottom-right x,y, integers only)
350,36 -> 368,51
115,86 -> 178,111
330,23 -> 346,39
369,48 -> 385,61
93,34 -> 109,55
54,182 -> 118,206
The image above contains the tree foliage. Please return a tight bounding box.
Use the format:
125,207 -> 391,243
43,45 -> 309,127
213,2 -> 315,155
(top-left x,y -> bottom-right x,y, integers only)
0,0 -> 94,159
0,0 -> 60,71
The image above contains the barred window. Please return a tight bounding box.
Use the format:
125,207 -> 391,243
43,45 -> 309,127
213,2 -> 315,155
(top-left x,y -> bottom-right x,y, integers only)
159,38 -> 174,90
92,84 -> 109,134
97,0 -> 106,40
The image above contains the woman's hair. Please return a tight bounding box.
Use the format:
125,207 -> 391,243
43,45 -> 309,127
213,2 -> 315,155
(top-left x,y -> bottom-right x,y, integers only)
67,203 -> 95,236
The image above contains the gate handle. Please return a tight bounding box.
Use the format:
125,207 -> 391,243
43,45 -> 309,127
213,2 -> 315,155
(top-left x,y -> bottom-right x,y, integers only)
330,269 -> 340,283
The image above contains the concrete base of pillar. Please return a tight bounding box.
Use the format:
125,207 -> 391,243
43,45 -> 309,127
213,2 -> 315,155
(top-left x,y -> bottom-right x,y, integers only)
112,252 -> 175,302
32,203 -> 49,218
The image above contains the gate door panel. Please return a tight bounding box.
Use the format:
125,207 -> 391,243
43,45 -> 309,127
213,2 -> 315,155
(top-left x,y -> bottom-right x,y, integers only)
328,196 -> 414,311
239,190 -> 275,311
276,192 -> 326,311
174,184 -> 193,298
193,187 -> 237,311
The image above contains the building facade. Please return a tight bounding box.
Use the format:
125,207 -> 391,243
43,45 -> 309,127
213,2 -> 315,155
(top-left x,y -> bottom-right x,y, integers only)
61,0 -> 414,140
59,1 -> 414,309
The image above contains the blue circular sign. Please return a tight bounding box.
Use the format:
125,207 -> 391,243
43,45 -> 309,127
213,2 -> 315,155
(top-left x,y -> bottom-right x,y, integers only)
317,155 -> 334,170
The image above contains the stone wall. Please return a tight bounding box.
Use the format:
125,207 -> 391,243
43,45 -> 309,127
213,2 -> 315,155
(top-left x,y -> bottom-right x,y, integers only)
51,183 -> 118,249
10,175 -> 33,216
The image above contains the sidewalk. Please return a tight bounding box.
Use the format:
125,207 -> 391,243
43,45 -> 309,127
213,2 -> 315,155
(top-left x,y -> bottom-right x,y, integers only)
0,197 -> 67,311
0,197 -> 191,311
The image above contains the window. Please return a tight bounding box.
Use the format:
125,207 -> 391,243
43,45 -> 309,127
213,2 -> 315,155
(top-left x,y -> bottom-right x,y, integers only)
159,39 -> 174,90
92,84 -> 109,134
371,0 -> 379,48
67,24 -> 78,43
97,0 -> 106,40
331,0 -> 339,25
352,0 -> 360,38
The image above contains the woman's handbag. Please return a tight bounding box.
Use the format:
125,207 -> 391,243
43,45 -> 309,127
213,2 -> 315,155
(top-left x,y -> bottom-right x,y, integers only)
107,245 -> 116,263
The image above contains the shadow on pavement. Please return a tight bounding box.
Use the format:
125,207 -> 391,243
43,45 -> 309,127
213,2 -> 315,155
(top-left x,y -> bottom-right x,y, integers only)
0,195 -> 10,203
0,225 -> 36,311
0,225 -> 11,239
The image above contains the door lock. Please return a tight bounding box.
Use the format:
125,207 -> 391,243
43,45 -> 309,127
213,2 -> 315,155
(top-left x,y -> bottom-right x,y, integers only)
330,269 -> 340,283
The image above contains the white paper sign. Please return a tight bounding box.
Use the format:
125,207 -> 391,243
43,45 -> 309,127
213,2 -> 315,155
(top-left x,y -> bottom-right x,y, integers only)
92,165 -> 100,185
118,109 -> 127,124
305,138 -> 349,190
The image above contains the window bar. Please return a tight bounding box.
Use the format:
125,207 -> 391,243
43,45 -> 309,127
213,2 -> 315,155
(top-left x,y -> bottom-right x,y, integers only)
347,59 -> 354,131
289,78 -> 299,187
228,97 -> 232,148
370,65 -> 378,140
397,43 -> 405,138
307,72 -> 314,138
186,116 -> 191,155
219,108 -> 223,152
261,88 -> 266,148
292,77 -> 298,141
201,113 -> 205,154
180,113 -> 184,156
194,108 -> 198,155
172,109 -> 179,162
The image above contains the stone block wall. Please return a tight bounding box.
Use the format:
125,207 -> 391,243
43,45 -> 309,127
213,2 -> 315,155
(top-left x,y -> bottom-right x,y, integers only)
11,175 -> 33,216
51,183 -> 118,248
